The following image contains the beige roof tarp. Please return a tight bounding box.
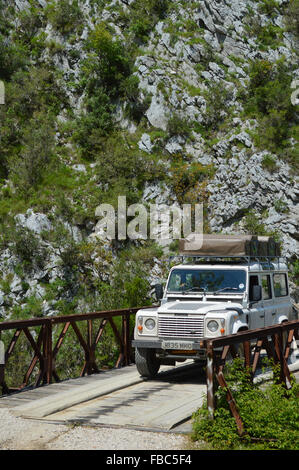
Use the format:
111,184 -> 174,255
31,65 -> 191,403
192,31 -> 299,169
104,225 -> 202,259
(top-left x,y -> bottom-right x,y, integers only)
179,234 -> 280,257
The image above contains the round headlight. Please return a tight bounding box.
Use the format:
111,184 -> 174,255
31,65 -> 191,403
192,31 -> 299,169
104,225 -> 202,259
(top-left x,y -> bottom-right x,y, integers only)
145,318 -> 156,330
207,320 -> 219,332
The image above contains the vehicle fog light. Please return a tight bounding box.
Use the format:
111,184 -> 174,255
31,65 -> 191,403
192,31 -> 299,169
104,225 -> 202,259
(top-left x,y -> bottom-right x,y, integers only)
145,318 -> 156,330
207,320 -> 219,332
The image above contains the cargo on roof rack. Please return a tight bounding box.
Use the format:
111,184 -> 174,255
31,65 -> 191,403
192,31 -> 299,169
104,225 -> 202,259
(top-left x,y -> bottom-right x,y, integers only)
178,234 -> 281,257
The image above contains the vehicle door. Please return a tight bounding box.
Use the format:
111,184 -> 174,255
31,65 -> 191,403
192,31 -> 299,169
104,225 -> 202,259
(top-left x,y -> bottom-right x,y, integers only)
272,272 -> 291,323
248,274 -> 264,330
261,273 -> 275,327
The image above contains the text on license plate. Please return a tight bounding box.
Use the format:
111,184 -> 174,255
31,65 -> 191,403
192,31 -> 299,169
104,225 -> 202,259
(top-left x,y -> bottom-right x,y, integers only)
162,341 -> 193,350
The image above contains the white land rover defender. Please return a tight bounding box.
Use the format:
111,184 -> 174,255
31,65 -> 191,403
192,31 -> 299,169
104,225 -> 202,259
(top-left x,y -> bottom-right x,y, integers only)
132,234 -> 298,378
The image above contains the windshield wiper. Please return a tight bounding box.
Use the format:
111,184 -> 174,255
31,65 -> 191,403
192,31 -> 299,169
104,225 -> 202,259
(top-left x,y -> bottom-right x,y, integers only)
213,287 -> 239,294
182,287 -> 206,295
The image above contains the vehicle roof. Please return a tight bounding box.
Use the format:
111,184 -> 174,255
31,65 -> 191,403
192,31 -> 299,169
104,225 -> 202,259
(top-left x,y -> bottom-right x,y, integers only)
171,261 -> 288,272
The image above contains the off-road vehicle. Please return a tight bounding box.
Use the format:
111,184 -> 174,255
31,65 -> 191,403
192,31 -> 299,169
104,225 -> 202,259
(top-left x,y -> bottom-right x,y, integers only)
132,234 -> 298,377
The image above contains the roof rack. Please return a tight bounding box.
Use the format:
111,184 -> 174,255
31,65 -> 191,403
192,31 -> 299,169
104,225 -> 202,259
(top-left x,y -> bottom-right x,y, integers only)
167,234 -> 285,269
168,255 -> 287,270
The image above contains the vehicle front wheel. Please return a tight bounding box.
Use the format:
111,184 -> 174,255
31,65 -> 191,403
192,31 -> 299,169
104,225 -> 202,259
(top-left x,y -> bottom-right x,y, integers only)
135,347 -> 161,378
225,342 -> 246,365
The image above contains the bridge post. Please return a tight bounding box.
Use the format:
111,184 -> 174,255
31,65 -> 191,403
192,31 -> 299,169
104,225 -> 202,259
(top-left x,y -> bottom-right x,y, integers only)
44,320 -> 53,385
206,341 -> 215,419
0,339 -> 4,392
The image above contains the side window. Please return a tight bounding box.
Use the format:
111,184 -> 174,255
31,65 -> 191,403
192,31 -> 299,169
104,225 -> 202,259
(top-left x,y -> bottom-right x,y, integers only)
249,275 -> 259,301
261,274 -> 272,300
273,273 -> 288,297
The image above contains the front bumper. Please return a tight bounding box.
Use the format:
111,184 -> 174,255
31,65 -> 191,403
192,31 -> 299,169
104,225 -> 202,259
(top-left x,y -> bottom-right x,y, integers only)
132,339 -> 204,350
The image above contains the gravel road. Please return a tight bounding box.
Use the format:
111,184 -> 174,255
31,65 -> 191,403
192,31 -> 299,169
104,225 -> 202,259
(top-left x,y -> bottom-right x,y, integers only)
0,408 -> 189,450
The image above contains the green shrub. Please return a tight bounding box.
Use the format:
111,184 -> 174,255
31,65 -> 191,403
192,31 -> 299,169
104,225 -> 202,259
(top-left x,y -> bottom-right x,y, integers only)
45,0 -> 82,35
274,198 -> 289,213
192,359 -> 299,450
203,82 -> 234,132
72,89 -> 116,158
243,58 -> 297,153
83,23 -> 131,96
243,210 -> 269,235
284,0 -> 299,37
127,0 -> 169,42
258,0 -> 281,17
291,259 -> 299,285
14,5 -> 45,45
167,113 -> 192,138
74,23 -> 134,158
168,156 -> 214,205
0,2 -> 29,79
8,112 -> 56,194
257,23 -> 283,49
0,64 -> 65,181
4,225 -> 48,272
284,144 -> 299,173
90,131 -> 164,204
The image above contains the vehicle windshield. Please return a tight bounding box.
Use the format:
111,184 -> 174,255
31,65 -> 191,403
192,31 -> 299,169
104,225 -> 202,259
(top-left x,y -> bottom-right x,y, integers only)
167,268 -> 246,294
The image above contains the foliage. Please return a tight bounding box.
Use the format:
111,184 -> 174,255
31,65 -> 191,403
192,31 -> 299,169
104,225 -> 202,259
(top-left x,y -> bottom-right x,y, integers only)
169,156 -> 214,205
192,359 -> 299,450
0,3 -> 29,80
284,0 -> 299,38
1,224 -> 48,273
13,5 -> 45,47
73,23 -> 133,158
257,0 -> 281,17
203,82 -> 234,132
125,0 -> 169,43
0,65 -> 66,182
291,259 -> 299,286
92,131 -> 165,203
243,58 -> 297,154
167,113 -> 192,138
45,0 -> 82,35
261,153 -> 277,172
97,244 -> 156,310
83,23 -> 131,96
243,210 -> 279,239
8,112 -> 56,194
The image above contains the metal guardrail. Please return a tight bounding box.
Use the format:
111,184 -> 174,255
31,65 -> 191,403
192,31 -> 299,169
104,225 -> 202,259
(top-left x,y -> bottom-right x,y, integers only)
0,307 -> 144,394
203,320 -> 299,436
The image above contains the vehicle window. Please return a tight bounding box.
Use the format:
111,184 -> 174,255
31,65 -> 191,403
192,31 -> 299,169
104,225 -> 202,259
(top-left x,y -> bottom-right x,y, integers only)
167,269 -> 246,293
261,274 -> 272,300
249,275 -> 259,301
273,273 -> 288,297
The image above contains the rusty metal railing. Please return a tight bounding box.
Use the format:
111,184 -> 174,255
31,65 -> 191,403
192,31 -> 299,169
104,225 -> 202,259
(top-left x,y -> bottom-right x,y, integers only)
204,320 -> 299,436
1,307 -> 298,437
0,307 -> 145,394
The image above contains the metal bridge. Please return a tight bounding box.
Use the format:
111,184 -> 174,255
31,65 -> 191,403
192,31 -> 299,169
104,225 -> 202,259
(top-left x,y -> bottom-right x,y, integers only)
0,308 -> 298,434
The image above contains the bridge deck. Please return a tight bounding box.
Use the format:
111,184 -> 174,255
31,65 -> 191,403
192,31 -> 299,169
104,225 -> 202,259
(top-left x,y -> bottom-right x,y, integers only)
0,362 -> 206,433
1,359 -> 299,434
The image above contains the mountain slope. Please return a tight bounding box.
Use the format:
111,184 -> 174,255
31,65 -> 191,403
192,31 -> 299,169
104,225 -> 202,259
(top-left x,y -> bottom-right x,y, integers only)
0,0 -> 298,319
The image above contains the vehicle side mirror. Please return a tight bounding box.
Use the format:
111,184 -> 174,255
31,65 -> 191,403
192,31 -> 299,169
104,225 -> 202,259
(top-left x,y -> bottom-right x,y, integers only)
154,284 -> 164,301
252,285 -> 262,302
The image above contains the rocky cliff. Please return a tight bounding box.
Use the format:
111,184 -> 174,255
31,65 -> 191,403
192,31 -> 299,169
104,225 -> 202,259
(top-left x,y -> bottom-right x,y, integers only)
0,0 -> 298,318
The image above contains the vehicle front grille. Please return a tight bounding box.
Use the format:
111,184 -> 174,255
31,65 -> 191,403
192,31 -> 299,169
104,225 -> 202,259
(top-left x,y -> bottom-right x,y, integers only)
158,315 -> 205,339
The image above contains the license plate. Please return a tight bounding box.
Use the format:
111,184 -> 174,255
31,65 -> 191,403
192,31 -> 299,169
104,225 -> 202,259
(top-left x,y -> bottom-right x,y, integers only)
162,340 -> 193,350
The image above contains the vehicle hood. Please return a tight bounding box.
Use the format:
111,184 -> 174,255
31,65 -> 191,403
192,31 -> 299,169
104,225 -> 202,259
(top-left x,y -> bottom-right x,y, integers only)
157,300 -> 243,315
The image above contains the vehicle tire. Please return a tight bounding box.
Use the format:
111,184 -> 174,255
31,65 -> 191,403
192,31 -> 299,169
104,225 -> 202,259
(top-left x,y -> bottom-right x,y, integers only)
135,348 -> 161,378
226,342 -> 245,365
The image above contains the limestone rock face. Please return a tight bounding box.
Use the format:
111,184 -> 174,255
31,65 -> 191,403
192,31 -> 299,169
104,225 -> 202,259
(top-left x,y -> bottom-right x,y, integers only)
1,0 -> 298,314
